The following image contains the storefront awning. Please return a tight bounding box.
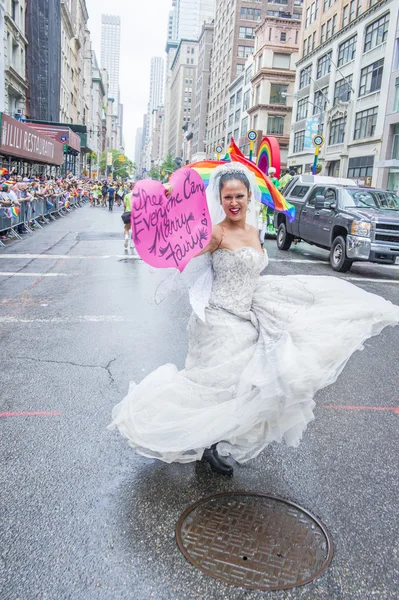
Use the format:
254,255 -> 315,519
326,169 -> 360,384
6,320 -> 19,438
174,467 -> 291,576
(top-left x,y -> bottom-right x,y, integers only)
25,122 -> 81,153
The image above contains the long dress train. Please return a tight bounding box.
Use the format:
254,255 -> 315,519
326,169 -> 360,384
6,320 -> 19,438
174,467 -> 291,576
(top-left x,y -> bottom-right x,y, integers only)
108,247 -> 399,464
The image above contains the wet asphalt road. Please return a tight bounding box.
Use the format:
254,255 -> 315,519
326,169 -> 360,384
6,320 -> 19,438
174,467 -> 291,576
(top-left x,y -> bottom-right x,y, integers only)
0,204 -> 398,600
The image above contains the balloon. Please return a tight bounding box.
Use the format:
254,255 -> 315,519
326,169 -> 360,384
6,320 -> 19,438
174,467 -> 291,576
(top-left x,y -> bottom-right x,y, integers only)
131,168 -> 211,272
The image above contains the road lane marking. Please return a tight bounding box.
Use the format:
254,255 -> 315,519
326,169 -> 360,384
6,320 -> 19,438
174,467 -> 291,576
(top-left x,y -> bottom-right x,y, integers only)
343,277 -> 399,284
323,405 -> 399,414
0,411 -> 62,418
0,272 -> 71,277
0,315 -> 126,324
0,254 -> 141,260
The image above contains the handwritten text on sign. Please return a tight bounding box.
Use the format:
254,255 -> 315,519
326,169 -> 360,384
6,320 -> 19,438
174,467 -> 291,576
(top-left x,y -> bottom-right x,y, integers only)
131,168 -> 211,272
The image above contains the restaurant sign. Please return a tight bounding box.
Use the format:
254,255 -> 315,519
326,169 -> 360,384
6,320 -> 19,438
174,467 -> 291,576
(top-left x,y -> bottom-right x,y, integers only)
0,113 -> 64,165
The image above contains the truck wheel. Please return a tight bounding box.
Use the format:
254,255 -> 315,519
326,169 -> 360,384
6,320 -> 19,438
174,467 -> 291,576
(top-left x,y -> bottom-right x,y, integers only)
277,223 -> 294,251
330,236 -> 353,272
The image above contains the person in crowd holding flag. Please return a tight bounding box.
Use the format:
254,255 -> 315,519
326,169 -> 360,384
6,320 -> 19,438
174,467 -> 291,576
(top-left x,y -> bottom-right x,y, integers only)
109,162 -> 399,477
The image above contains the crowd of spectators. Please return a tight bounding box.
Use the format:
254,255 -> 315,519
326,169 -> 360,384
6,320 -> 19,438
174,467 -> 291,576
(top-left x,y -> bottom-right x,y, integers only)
0,172 -> 92,240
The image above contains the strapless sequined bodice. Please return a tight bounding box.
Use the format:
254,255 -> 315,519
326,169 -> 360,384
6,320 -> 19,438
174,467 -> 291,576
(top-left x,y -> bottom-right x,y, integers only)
209,247 -> 268,315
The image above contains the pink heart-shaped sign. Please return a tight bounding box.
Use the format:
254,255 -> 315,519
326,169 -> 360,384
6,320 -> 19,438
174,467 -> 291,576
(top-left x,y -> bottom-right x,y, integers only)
131,168 -> 211,272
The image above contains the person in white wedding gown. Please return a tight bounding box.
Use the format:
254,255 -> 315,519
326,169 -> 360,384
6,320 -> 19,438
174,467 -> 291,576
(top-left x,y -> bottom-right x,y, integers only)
108,163 -> 399,476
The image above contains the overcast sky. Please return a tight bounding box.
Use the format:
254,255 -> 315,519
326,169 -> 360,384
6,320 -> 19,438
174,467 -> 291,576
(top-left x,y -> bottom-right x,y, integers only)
85,0 -> 171,159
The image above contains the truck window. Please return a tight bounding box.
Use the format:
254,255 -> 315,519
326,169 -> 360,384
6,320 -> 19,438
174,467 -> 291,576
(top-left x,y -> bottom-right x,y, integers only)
290,185 -> 310,199
306,186 -> 326,207
324,189 -> 337,203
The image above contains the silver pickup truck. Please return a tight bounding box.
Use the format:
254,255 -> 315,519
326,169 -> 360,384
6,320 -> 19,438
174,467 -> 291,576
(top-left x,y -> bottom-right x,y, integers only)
275,175 -> 399,272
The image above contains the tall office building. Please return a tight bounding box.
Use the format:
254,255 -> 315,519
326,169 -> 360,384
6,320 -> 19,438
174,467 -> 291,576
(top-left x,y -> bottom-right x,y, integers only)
168,0 -> 215,41
100,15 -> 121,116
177,0 -> 216,39
149,57 -> 165,113
206,0 -> 269,156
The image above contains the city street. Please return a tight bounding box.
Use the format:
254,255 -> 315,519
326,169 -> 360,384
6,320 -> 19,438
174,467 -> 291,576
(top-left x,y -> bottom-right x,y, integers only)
0,204 -> 398,600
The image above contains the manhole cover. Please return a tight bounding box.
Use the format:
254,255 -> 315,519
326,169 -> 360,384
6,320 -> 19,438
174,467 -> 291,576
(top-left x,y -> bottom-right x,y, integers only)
176,492 -> 333,592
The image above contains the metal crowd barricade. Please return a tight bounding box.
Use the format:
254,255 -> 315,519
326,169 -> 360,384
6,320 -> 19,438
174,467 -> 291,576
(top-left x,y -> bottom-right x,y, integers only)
0,190 -> 87,246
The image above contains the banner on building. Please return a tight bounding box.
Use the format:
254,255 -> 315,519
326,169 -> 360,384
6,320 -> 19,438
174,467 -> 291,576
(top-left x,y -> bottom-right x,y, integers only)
304,117 -> 320,150
107,152 -> 113,166
0,113 -> 64,165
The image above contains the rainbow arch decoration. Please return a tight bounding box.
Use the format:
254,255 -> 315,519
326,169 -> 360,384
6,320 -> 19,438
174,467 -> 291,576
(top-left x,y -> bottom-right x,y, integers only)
256,137 -> 281,179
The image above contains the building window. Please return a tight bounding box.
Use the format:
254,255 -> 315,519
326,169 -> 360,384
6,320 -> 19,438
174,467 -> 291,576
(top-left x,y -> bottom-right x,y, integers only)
329,117 -> 346,144
333,76 -> 353,103
236,64 -> 244,76
230,96 -> 235,108
321,24 -> 326,43
255,84 -> 261,104
245,65 -> 253,84
299,64 -> 312,88
323,0 -> 336,10
347,156 -> 374,178
270,84 -> 288,104
243,90 -> 250,110
391,124 -> 399,159
236,90 -> 242,104
228,114 -> 234,127
349,0 -> 356,22
342,4 -> 349,27
267,116 -> 285,135
235,109 -> 241,122
312,32 -> 316,50
272,53 -> 290,69
359,59 -> 384,96
364,13 -> 389,52
313,88 -> 328,114
394,77 -> 399,111
332,14 -> 337,34
338,35 -> 357,66
241,116 -> 248,138
280,32 -> 287,42
238,45 -> 253,58
240,7 -> 261,20
253,115 -> 258,130
239,27 -> 255,39
293,130 -> 305,152
326,18 -> 332,39
317,52 -> 332,78
234,128 -> 239,139
354,107 -> 378,139
296,97 -> 309,120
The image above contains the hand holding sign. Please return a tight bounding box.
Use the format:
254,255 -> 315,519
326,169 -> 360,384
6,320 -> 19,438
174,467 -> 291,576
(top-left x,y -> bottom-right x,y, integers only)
131,168 -> 211,272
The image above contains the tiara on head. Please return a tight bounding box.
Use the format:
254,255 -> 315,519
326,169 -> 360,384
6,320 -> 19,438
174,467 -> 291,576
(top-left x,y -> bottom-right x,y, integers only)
218,164 -> 247,176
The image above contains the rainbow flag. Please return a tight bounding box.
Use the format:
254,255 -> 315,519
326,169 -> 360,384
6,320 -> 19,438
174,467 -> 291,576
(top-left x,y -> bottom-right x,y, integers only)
187,160 -> 224,188
10,206 -> 19,218
228,140 -> 296,222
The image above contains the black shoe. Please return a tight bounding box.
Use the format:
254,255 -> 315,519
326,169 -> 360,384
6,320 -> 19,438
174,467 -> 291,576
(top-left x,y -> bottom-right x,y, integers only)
201,445 -> 233,476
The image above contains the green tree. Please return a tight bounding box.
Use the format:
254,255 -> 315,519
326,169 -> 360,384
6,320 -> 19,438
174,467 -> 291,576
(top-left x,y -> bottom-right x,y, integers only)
148,165 -> 162,181
99,150 -> 136,179
160,153 -> 179,178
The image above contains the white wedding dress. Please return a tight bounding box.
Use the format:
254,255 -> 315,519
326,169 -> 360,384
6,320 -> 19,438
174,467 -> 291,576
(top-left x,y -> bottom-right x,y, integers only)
108,246 -> 399,464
